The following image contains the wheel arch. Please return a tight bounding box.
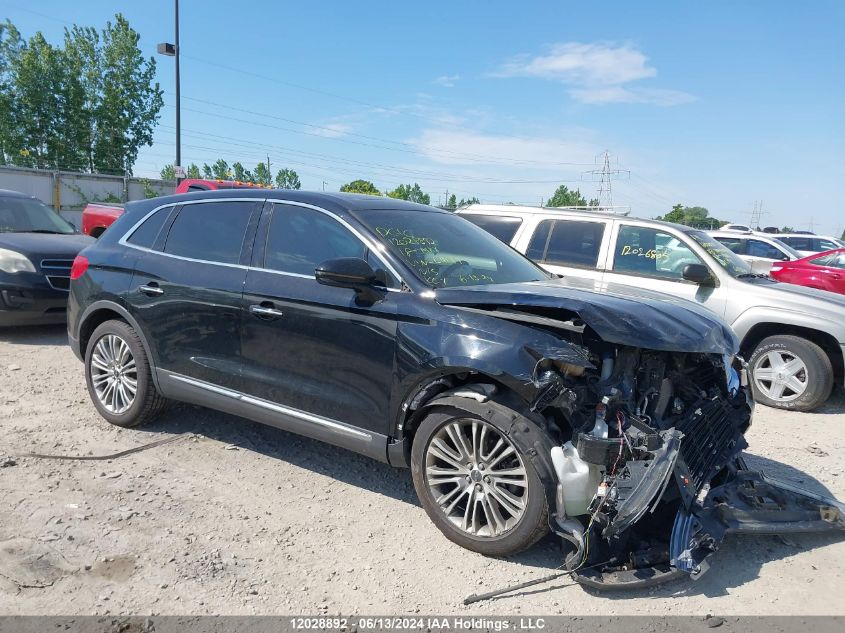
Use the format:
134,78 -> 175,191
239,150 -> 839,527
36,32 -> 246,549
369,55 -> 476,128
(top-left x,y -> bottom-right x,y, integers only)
408,392 -> 559,526
77,300 -> 162,391
740,322 -> 844,384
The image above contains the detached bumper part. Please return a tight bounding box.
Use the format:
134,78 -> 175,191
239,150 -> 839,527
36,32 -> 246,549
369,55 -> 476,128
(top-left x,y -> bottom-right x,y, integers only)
671,470 -> 845,579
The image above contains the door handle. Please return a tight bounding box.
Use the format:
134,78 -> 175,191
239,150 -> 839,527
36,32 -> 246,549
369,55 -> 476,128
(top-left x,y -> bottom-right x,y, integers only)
138,283 -> 164,296
249,304 -> 284,319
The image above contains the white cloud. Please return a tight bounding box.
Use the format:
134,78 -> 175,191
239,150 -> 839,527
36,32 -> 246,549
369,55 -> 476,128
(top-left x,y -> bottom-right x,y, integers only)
569,86 -> 696,106
312,122 -> 353,138
492,41 -> 694,106
408,128 -> 598,167
433,74 -> 461,88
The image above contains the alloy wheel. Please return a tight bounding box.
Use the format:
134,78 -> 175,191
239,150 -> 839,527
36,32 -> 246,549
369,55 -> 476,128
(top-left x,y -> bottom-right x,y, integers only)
424,419 -> 528,538
90,334 -> 138,414
752,350 -> 808,402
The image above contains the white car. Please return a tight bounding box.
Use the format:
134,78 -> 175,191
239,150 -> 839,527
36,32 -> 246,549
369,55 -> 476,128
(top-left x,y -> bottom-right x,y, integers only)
776,233 -> 845,257
707,230 -> 801,273
457,204 -> 845,412
721,223 -> 753,232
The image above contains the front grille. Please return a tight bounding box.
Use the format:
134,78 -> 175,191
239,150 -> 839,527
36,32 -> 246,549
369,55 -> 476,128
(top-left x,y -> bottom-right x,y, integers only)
40,259 -> 73,292
675,398 -> 744,490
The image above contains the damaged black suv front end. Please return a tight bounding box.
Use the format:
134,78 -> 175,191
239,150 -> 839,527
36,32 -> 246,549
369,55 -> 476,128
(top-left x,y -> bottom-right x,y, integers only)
434,280 -> 845,589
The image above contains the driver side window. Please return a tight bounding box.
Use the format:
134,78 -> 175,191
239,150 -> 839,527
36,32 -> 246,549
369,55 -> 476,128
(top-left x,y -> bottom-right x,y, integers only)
264,204 -> 395,287
613,225 -> 704,280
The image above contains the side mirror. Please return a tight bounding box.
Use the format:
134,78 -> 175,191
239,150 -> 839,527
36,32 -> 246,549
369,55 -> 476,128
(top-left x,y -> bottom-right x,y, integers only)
682,263 -> 714,285
315,257 -> 377,290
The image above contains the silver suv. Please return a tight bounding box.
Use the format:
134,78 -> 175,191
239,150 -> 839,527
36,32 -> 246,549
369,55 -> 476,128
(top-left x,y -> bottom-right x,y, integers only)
458,205 -> 845,411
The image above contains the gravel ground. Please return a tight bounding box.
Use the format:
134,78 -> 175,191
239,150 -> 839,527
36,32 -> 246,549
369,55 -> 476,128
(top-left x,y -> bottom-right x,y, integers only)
1,324 -> 844,615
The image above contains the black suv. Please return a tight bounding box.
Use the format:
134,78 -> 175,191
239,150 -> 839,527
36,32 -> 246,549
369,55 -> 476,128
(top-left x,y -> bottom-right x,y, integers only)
68,190 -> 843,589
0,189 -> 94,326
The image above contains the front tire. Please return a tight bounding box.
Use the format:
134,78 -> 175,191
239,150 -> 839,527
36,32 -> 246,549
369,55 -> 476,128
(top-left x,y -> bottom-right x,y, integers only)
749,335 -> 833,412
411,404 -> 548,556
85,320 -> 168,427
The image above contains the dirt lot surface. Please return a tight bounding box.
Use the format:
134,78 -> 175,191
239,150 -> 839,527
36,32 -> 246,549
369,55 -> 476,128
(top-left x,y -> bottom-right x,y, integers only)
2,325 -> 844,616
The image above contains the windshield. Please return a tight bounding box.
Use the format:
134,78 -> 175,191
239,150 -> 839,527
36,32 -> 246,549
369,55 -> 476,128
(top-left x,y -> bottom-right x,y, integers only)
0,197 -> 75,234
771,238 -> 803,259
687,230 -> 753,277
353,208 -> 550,288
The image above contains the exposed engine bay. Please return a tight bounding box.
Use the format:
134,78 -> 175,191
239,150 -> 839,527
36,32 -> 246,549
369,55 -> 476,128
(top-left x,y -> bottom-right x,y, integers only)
527,343 -> 844,588
427,287 -> 845,590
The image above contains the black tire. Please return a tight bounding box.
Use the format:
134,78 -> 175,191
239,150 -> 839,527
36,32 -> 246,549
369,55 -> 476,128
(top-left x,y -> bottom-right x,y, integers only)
410,403 -> 548,557
84,319 -> 168,427
749,335 -> 833,412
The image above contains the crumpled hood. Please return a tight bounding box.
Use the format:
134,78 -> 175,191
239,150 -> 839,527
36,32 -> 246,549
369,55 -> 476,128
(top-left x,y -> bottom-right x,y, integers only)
435,277 -> 739,354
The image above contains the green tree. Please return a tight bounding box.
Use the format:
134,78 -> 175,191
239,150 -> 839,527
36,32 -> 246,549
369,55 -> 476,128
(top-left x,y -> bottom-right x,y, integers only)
232,161 -> 251,182
780,226 -> 795,233
547,185 -> 596,207
186,163 -> 200,179
275,168 -> 301,190
841,229 -> 845,241
387,183 -> 430,205
458,196 -> 480,207
447,193 -> 457,209
62,24 -> 100,171
210,159 -> 230,179
252,162 -> 272,186
0,21 -> 23,164
6,32 -> 66,168
160,164 -> 175,180
657,204 -> 725,229
201,163 -> 213,178
340,179 -> 381,196
89,15 -> 162,174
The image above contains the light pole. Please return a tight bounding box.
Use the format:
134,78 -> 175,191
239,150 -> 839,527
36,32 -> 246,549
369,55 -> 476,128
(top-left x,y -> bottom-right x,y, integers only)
157,0 -> 181,183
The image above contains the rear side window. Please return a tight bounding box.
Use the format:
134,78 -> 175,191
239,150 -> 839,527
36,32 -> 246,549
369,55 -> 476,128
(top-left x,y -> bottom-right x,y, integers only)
714,236 -> 744,254
526,219 -> 605,268
163,201 -> 254,264
264,204 -> 365,275
460,214 -> 523,244
817,239 -> 839,252
811,252 -> 837,266
126,207 -> 171,248
746,239 -> 784,260
782,236 -> 812,251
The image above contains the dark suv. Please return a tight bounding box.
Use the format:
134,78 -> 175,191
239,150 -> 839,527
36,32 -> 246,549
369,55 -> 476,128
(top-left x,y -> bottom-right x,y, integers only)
68,190 -> 844,589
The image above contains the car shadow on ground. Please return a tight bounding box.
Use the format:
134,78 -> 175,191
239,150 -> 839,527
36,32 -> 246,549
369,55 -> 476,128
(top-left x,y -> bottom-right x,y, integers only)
504,450 -> 844,602
0,323 -> 68,346
141,403 -> 420,507
138,402 -> 843,601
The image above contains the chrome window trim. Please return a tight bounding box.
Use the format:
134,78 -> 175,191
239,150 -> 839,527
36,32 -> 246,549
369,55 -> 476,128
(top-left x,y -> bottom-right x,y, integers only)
117,197 -> 408,292
168,373 -> 371,440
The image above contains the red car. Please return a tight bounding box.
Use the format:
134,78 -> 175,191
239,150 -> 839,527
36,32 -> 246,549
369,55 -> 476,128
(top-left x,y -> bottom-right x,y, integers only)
81,202 -> 125,238
82,179 -> 271,237
769,248 -> 845,295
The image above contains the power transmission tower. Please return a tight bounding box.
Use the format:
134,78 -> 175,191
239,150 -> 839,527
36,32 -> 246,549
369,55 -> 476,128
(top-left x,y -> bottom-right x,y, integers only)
583,151 -> 629,211
748,200 -> 764,230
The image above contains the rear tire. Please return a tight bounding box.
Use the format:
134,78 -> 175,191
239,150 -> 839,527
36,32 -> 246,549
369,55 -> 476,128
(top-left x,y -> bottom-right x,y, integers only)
749,335 -> 833,412
85,319 -> 168,427
411,403 -> 548,557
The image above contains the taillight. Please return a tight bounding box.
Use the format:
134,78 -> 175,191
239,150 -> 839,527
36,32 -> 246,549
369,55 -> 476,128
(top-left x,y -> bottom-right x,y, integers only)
70,255 -> 89,280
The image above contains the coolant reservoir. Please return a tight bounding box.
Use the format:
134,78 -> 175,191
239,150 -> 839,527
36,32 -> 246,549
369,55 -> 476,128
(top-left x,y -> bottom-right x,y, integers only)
551,441 -> 602,517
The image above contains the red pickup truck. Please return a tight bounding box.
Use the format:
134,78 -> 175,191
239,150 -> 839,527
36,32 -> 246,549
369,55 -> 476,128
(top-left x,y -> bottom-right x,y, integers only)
81,179 -> 270,237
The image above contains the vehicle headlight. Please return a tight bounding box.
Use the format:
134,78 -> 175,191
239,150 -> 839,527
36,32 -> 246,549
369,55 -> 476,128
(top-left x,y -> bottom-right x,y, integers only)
0,248 -> 36,274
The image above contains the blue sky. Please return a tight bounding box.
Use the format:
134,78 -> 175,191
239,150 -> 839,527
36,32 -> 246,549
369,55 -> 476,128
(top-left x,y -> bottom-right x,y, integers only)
3,1 -> 844,234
